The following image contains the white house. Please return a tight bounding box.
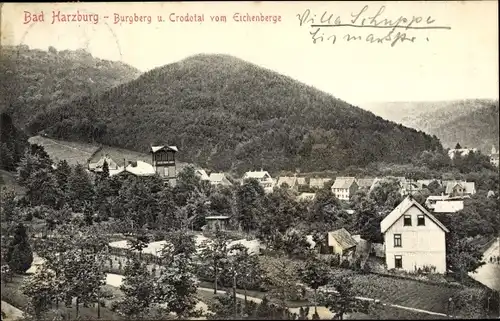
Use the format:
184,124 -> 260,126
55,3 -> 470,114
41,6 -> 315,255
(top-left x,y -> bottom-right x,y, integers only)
243,170 -> 275,193
380,196 -> 449,274
208,172 -> 233,187
425,195 -> 450,210
433,200 -> 464,213
448,148 -> 477,159
331,177 -> 358,201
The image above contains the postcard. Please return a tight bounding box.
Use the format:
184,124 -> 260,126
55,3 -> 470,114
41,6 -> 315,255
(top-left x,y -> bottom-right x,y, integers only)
0,1 -> 498,321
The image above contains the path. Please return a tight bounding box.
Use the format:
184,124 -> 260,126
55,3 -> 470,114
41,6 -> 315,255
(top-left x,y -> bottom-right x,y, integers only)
469,238 -> 500,291
1,301 -> 24,321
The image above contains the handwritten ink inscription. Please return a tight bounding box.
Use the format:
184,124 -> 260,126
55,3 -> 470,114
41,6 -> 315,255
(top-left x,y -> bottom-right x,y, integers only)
297,5 -> 451,47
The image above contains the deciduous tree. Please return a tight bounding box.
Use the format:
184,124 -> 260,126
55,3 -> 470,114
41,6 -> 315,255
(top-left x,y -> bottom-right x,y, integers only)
299,257 -> 330,314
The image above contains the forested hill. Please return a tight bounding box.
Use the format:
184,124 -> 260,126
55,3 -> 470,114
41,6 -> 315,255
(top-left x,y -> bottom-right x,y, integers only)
29,54 -> 443,173
361,99 -> 500,153
0,45 -> 142,128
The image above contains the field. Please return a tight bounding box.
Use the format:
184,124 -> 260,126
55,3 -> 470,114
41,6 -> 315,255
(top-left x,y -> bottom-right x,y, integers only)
341,272 -> 458,314
28,135 -> 100,166
28,135 -> 194,172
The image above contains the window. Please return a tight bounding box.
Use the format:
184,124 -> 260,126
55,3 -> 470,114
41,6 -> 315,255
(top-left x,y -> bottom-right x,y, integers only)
403,215 -> 412,226
394,255 -> 403,269
417,215 -> 425,226
394,234 -> 402,247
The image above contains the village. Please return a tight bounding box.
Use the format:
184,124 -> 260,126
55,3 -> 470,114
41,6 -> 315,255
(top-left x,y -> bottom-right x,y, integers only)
1,132 -> 499,321
84,144 -> 500,275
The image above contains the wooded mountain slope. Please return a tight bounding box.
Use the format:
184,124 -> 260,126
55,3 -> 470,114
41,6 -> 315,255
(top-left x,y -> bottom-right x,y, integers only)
0,45 -> 141,128
29,54 -> 442,173
361,99 -> 499,153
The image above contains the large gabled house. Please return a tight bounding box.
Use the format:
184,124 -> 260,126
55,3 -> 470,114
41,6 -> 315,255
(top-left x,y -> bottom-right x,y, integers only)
380,196 -> 449,273
331,177 -> 358,201
242,170 -> 275,193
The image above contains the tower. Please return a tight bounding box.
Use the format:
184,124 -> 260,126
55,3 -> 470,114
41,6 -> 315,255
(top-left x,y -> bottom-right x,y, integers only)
151,145 -> 178,186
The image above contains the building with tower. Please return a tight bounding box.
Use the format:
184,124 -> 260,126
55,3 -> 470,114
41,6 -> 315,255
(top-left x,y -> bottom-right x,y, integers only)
151,145 -> 178,185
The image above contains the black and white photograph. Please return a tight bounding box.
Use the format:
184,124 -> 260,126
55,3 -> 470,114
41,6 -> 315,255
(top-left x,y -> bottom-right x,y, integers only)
0,1 -> 498,320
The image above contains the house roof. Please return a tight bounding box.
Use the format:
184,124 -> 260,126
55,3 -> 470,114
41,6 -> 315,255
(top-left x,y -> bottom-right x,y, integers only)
309,178 -> 331,188
356,178 -> 375,188
277,176 -> 297,188
243,171 -> 271,179
205,216 -> 230,220
89,155 -> 119,171
445,181 -> 475,194
110,161 -> 156,177
381,196 -> 450,233
151,145 -> 178,153
296,192 -> 316,201
426,195 -> 450,201
433,200 -> 464,213
328,228 -> 358,251
208,173 -> 232,185
208,173 -> 224,182
195,169 -> 210,180
448,148 -> 477,159
417,179 -> 442,189
332,177 -> 357,189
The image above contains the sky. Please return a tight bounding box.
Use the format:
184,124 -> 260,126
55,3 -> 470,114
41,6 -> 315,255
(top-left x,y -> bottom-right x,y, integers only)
1,1 -> 498,107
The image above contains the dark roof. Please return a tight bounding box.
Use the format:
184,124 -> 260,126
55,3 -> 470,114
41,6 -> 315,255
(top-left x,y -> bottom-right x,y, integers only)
328,228 -> 358,251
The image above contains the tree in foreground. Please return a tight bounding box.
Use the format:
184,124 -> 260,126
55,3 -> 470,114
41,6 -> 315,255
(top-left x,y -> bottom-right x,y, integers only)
6,222 -> 33,273
446,235 -> 485,283
206,291 -> 241,320
115,257 -> 155,319
320,276 -> 369,320
263,256 -> 302,317
229,243 -> 263,303
199,226 -> 230,294
21,264 -> 58,320
299,256 -> 331,314
156,229 -> 201,319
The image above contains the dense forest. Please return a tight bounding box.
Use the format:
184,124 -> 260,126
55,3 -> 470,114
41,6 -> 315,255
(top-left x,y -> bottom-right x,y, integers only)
0,45 -> 141,128
0,113 -> 28,172
362,99 -> 500,153
28,53 -> 443,173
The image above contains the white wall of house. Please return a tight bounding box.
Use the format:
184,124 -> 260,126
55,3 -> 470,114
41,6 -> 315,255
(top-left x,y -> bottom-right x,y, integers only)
333,188 -> 349,200
384,206 -> 447,273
